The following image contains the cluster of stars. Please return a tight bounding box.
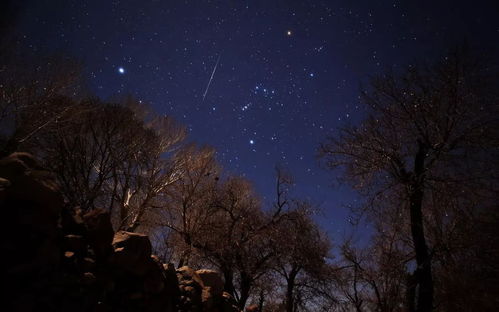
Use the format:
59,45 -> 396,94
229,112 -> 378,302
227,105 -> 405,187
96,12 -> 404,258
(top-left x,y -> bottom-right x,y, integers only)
17,0 -> 495,235
254,85 -> 276,97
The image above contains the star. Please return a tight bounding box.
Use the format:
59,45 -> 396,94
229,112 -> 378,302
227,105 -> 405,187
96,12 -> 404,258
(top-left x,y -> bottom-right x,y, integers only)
287,30 -> 292,36
118,67 -> 125,74
249,139 -> 255,145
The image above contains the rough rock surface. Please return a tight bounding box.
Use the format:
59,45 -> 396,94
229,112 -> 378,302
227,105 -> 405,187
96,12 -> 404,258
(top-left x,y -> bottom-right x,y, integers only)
1,153 -> 239,312
196,269 -> 224,297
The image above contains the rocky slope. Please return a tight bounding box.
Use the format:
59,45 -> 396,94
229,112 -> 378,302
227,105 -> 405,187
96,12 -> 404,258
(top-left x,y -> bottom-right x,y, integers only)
1,152 -> 239,312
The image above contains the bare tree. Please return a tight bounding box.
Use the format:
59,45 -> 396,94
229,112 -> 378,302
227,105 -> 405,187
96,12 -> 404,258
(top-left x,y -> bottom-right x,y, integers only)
108,103 -> 186,232
319,48 -> 499,312
271,202 -> 332,312
160,167 -> 295,310
158,144 -> 220,266
0,49 -> 85,155
30,97 -> 186,233
337,228 -> 409,312
199,176 -> 270,309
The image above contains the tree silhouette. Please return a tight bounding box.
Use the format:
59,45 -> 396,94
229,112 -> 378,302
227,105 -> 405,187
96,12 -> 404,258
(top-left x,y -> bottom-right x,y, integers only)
320,48 -> 499,312
28,97 -> 186,233
271,202 -> 331,312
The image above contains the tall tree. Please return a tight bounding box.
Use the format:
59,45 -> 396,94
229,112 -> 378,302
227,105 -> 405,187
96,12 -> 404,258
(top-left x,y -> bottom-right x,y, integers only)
271,203 -> 331,312
196,175 -> 270,309
319,48 -> 499,312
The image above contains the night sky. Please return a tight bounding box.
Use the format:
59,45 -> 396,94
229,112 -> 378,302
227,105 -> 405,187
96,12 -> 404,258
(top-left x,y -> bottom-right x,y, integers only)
11,0 -> 499,236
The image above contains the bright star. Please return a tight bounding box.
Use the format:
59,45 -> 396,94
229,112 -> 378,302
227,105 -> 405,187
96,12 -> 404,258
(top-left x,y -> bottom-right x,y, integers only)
249,139 -> 255,145
118,67 -> 125,74
287,30 -> 292,36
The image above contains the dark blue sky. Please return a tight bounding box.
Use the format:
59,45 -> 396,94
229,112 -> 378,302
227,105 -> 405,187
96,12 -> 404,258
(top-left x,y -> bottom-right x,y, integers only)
13,0 -> 499,237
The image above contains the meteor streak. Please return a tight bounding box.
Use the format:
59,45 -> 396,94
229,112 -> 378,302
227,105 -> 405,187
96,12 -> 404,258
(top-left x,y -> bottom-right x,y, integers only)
202,54 -> 221,102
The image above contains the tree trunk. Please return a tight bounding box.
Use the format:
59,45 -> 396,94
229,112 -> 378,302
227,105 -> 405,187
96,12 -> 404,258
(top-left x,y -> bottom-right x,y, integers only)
238,272 -> 252,310
285,269 -> 299,312
223,268 -> 236,298
126,199 -> 150,232
408,142 -> 433,312
258,289 -> 265,312
177,234 -> 193,268
353,264 -> 363,312
405,272 -> 417,312
178,249 -> 191,268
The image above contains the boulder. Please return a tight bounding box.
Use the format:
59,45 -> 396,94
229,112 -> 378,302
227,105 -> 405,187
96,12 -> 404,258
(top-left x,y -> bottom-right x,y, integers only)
1,152 -> 62,280
201,287 -> 216,310
1,153 -> 63,311
0,152 -> 63,218
143,256 -> 167,294
176,266 -> 204,311
0,152 -> 32,179
177,266 -> 204,287
1,153 -> 241,312
163,263 -> 180,305
61,206 -> 86,236
111,231 -> 152,276
64,234 -> 87,255
83,209 -> 114,259
196,269 -> 224,297
7,152 -> 40,169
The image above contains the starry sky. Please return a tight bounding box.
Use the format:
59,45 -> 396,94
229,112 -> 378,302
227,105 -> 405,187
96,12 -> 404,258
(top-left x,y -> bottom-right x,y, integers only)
10,0 -> 499,236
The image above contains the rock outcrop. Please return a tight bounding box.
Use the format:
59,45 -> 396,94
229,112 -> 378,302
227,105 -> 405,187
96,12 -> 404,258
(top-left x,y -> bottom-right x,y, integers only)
1,153 -> 239,312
